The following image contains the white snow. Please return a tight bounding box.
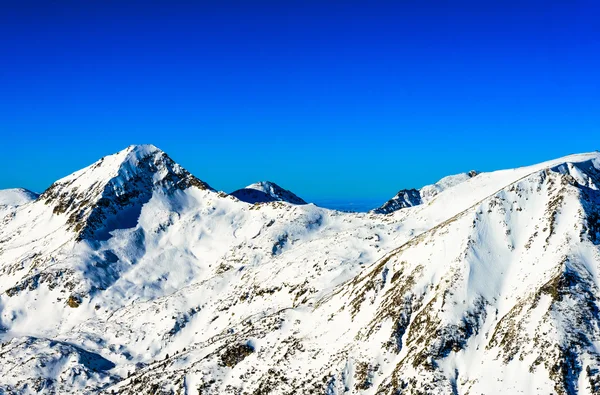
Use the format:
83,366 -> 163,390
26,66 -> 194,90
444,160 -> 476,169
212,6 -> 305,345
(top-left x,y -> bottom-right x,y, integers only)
0,188 -> 38,207
1,146 -> 599,394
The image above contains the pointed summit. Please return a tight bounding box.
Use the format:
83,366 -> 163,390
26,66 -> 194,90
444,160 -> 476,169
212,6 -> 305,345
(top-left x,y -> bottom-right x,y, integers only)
230,181 -> 307,205
39,144 -> 213,240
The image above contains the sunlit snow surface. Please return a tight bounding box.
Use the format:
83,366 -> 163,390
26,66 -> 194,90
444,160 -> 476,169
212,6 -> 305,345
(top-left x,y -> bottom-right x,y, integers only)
1,146 -> 600,394
0,188 -> 38,207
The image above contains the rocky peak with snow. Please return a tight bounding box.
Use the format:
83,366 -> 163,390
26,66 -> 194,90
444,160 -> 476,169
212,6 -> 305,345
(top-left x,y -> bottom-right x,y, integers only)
37,144 -> 213,240
230,181 -> 307,205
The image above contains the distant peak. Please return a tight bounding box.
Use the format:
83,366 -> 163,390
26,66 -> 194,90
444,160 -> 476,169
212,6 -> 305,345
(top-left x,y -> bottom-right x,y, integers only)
245,181 -> 281,191
231,181 -> 307,205
0,188 -> 39,207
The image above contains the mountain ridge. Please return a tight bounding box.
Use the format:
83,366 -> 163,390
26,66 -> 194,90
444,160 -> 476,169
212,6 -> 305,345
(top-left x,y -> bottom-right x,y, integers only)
0,146 -> 599,394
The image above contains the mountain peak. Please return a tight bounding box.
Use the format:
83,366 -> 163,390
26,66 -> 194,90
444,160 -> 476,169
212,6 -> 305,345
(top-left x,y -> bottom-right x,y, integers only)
39,145 -> 212,240
120,144 -> 164,160
0,188 -> 39,207
126,143 -> 159,152
230,181 -> 307,205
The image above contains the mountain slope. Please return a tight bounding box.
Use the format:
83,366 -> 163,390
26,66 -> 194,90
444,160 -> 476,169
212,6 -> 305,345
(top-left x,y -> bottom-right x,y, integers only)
106,152 -> 600,395
373,170 -> 479,214
0,147 -> 599,394
230,181 -> 307,205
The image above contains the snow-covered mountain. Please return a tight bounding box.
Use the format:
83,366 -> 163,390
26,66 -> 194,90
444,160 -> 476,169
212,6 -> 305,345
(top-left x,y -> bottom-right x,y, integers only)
1,146 -> 600,395
38,144 -> 213,241
230,181 -> 307,205
372,170 -> 479,214
0,188 -> 38,207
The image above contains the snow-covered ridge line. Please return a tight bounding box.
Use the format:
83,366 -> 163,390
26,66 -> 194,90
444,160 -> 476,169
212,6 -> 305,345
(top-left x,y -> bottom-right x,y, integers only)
373,151 -> 600,214
329,155 -> 600,300
0,146 -> 600,394
370,170 -> 483,215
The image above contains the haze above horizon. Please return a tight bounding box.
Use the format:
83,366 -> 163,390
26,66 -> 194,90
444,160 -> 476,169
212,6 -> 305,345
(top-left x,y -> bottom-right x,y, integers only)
1,1 -> 598,202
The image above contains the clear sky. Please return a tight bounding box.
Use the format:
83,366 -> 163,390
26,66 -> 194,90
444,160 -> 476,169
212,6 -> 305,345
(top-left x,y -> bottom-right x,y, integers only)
1,1 -> 598,206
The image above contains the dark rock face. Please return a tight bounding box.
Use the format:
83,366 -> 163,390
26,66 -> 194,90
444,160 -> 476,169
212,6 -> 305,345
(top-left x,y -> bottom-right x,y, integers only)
220,343 -> 255,367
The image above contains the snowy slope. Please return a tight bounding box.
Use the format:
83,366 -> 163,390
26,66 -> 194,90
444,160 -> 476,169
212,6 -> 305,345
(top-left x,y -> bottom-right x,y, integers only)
230,181 -> 307,205
372,170 -> 479,214
1,146 -> 600,395
0,188 -> 38,207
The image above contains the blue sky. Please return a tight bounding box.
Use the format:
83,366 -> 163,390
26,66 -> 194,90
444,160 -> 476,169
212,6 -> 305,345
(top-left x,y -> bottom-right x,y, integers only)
1,1 -> 598,206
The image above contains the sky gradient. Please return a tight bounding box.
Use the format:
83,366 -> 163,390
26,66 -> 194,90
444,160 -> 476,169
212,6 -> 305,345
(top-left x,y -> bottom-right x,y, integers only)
1,1 -> 599,207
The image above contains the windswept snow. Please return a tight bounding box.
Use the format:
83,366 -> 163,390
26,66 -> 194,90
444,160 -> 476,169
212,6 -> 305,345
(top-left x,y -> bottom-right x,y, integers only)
0,188 -> 38,207
1,146 -> 600,394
